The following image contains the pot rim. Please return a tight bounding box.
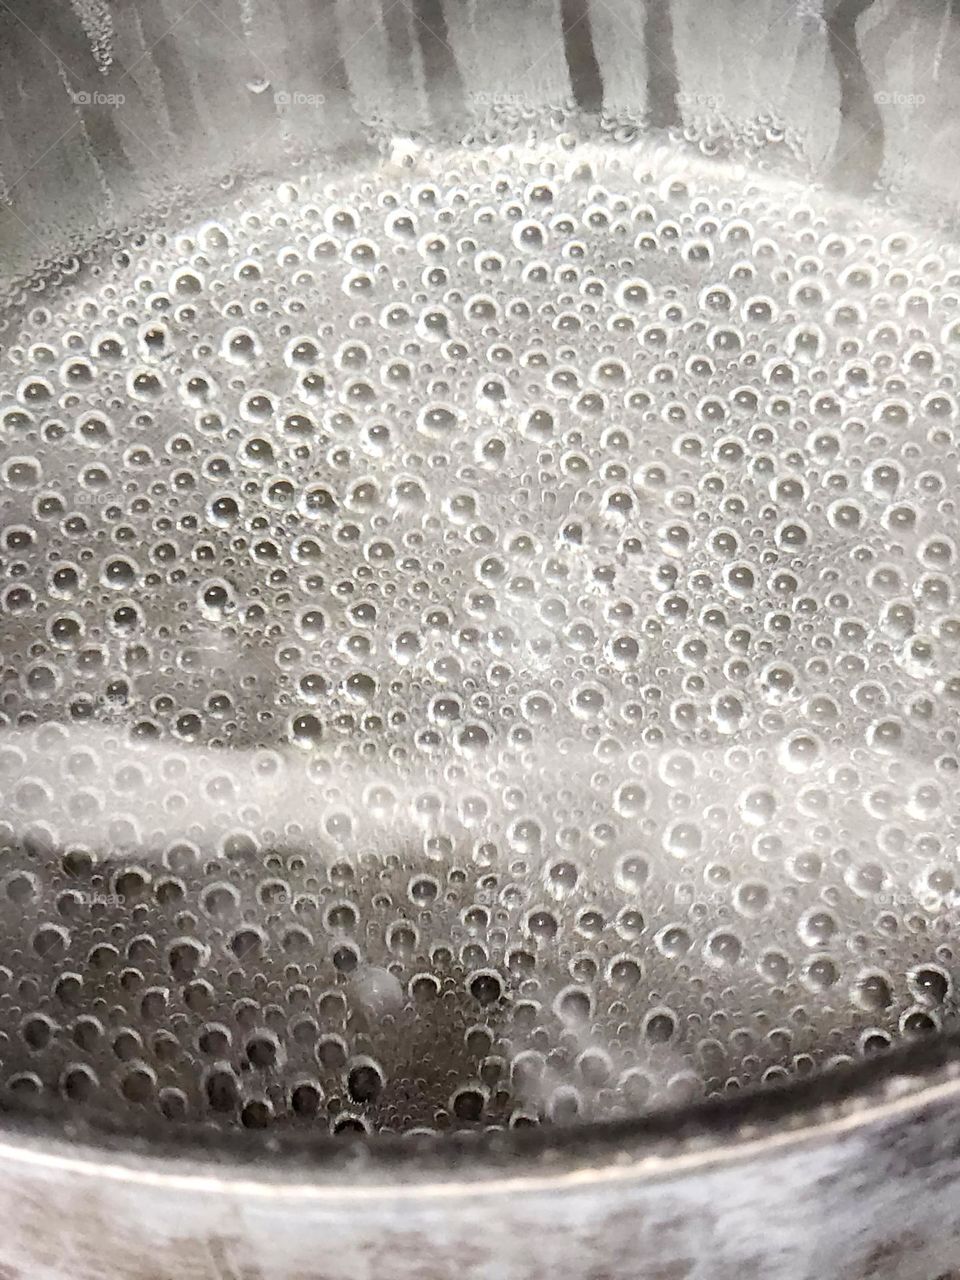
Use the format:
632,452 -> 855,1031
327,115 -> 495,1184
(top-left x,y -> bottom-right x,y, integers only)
0,1030 -> 957,1194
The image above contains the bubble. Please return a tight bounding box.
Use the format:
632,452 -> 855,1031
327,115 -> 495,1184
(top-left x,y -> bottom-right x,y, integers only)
468,970 -> 503,1007
644,1008 -> 677,1045
347,1056 -> 386,1104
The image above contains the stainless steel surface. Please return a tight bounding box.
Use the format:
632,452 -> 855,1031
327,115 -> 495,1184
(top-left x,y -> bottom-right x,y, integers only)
4,1045 -> 960,1280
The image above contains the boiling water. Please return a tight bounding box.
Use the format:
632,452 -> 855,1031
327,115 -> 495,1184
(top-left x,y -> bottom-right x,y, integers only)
0,139 -> 958,1137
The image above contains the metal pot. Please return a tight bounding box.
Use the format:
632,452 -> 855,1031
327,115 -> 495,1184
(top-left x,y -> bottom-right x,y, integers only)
1,2 -> 960,1276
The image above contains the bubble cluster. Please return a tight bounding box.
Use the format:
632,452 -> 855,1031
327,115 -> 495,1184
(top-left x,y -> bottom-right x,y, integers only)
0,140 -> 959,1136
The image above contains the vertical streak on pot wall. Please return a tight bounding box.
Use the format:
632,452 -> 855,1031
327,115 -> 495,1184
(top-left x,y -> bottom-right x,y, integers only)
824,0 -> 883,194
410,0 -> 467,124
644,0 -> 681,129
858,0 -> 960,206
584,0 -> 649,122
443,0 -> 573,112
669,0 -> 843,172
559,0 -> 604,113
